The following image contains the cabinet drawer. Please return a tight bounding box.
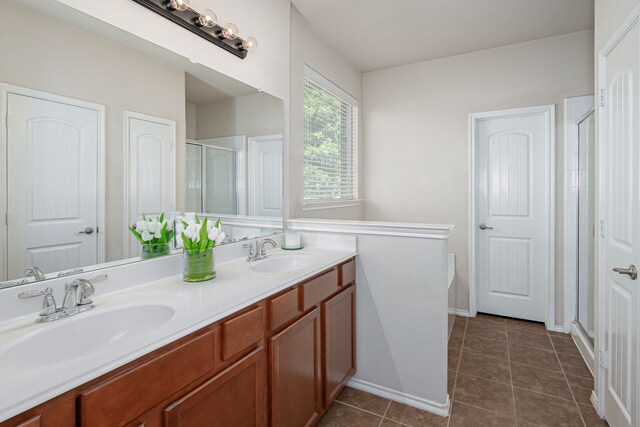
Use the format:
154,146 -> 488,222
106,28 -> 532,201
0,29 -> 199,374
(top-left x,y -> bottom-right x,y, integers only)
340,259 -> 355,286
221,306 -> 264,360
268,288 -> 301,331
300,269 -> 339,311
79,330 -> 215,427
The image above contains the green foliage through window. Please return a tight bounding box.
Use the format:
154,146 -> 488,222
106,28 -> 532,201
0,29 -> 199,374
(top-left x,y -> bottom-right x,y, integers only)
304,70 -> 357,201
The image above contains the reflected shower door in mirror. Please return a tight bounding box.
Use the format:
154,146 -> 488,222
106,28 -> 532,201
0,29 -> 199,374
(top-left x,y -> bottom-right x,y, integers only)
575,108 -> 595,349
0,0 -> 284,288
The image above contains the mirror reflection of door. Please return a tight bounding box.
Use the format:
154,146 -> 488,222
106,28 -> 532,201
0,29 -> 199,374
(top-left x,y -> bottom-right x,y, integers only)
3,88 -> 103,281
249,135 -> 283,218
125,112 -> 176,257
205,147 -> 238,214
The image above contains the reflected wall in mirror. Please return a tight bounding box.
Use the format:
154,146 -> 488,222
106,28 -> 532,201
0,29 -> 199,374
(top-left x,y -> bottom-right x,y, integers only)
575,108 -> 595,349
0,0 -> 284,288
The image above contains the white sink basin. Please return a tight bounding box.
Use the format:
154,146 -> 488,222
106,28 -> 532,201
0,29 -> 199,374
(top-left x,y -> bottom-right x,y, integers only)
250,254 -> 317,273
0,304 -> 175,370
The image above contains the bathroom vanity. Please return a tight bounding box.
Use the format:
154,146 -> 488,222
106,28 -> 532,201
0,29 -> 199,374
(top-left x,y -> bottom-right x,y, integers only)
0,250 -> 356,427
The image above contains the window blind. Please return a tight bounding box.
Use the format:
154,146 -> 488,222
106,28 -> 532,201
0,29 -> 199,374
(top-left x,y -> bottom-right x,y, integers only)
303,66 -> 358,201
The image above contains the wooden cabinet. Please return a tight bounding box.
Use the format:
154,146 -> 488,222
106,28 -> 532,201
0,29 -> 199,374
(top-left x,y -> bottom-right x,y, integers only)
2,258 -> 356,427
269,309 -> 322,427
164,348 -> 266,427
322,285 -> 356,406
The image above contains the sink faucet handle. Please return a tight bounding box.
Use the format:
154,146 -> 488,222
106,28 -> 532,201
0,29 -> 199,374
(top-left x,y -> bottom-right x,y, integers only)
243,242 -> 256,261
88,274 -> 108,284
18,287 -> 57,316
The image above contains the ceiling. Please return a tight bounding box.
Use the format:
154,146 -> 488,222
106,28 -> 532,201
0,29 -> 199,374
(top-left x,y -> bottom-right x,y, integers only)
292,0 -> 594,72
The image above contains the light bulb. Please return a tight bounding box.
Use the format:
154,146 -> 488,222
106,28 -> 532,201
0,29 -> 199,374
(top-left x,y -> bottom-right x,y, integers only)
221,23 -> 239,40
241,36 -> 258,51
197,9 -> 217,28
167,0 -> 189,11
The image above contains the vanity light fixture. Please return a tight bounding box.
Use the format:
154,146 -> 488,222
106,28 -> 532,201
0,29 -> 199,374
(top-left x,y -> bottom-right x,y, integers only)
131,0 -> 258,59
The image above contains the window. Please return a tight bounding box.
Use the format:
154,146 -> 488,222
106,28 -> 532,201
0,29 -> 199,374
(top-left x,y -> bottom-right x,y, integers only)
303,66 -> 359,203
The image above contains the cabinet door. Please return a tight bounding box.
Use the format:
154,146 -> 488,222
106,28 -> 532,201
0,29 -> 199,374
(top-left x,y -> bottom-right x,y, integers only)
164,347 -> 266,427
322,285 -> 356,406
270,308 -> 322,427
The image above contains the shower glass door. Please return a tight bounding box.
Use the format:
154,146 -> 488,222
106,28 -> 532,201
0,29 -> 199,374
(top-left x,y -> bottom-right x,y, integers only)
576,110 -> 595,348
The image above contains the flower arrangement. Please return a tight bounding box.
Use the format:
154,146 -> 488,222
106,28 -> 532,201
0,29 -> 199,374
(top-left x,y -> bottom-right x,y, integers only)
179,213 -> 226,251
179,214 -> 225,282
129,213 -> 174,259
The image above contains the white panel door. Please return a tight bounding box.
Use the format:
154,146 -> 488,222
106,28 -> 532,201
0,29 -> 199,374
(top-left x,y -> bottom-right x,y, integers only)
204,146 -> 237,215
249,135 -> 283,218
602,19 -> 638,427
126,113 -> 175,256
7,93 -> 99,280
474,108 -> 552,322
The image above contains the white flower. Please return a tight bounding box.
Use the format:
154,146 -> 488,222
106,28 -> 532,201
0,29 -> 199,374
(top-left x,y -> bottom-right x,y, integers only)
184,212 -> 196,222
141,230 -> 153,242
135,220 -> 148,232
215,231 -> 226,246
184,223 -> 201,242
165,219 -> 173,231
175,221 -> 185,237
147,219 -> 160,234
208,226 -> 220,241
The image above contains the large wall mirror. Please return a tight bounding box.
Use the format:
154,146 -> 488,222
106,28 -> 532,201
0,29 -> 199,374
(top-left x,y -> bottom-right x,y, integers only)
0,0 -> 284,288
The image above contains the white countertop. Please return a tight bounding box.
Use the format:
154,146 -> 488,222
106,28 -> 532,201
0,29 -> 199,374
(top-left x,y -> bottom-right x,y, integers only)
0,246 -> 356,422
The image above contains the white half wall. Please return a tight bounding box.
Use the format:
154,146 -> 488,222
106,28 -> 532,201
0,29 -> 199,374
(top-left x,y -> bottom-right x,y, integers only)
362,30 -> 595,325
288,219 -> 453,415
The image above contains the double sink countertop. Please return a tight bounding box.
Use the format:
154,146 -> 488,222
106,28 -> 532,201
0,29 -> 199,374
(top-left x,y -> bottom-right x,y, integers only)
0,247 -> 356,422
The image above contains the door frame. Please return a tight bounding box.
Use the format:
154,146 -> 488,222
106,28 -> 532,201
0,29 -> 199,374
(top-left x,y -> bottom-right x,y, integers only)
0,83 -> 106,280
248,134 -> 283,217
468,104 -> 556,329
596,4 -> 640,420
122,111 -> 176,258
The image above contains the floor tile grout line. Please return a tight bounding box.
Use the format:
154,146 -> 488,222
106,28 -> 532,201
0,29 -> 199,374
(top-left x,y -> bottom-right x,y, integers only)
511,385 -> 586,404
549,331 -> 588,427
506,327 -> 518,422
332,400 -> 389,420
449,399 -> 518,422
377,400 -> 392,427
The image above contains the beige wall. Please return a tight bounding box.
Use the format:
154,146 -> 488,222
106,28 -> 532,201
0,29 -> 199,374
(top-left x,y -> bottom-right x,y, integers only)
194,93 -> 284,139
0,1 -> 186,262
289,9 -> 365,220
362,30 -> 594,324
186,102 -> 197,140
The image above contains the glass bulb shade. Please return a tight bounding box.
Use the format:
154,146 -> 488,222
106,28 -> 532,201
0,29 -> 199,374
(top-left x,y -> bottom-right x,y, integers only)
168,0 -> 189,11
221,23 -> 239,40
197,9 -> 217,28
242,36 -> 258,51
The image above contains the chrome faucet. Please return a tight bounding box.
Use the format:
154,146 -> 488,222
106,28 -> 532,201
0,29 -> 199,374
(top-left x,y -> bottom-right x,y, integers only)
257,239 -> 277,258
243,238 -> 278,262
62,278 -> 95,314
24,266 -> 46,281
18,274 -> 107,323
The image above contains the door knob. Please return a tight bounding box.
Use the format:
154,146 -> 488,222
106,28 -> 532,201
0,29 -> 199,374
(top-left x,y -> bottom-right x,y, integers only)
613,265 -> 637,280
79,227 -> 95,235
479,223 -> 493,230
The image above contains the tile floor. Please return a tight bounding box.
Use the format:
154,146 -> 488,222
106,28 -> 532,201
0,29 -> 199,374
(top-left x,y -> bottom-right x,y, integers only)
318,313 -> 608,427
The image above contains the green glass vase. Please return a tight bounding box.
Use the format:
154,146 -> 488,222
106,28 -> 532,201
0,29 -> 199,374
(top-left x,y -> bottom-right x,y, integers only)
183,248 -> 216,282
141,243 -> 171,259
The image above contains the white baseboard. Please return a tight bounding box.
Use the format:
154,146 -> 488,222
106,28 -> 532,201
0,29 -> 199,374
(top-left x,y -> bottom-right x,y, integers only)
590,392 -> 605,420
571,322 -> 595,376
448,308 -> 471,317
547,324 -> 565,333
347,378 -> 450,417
